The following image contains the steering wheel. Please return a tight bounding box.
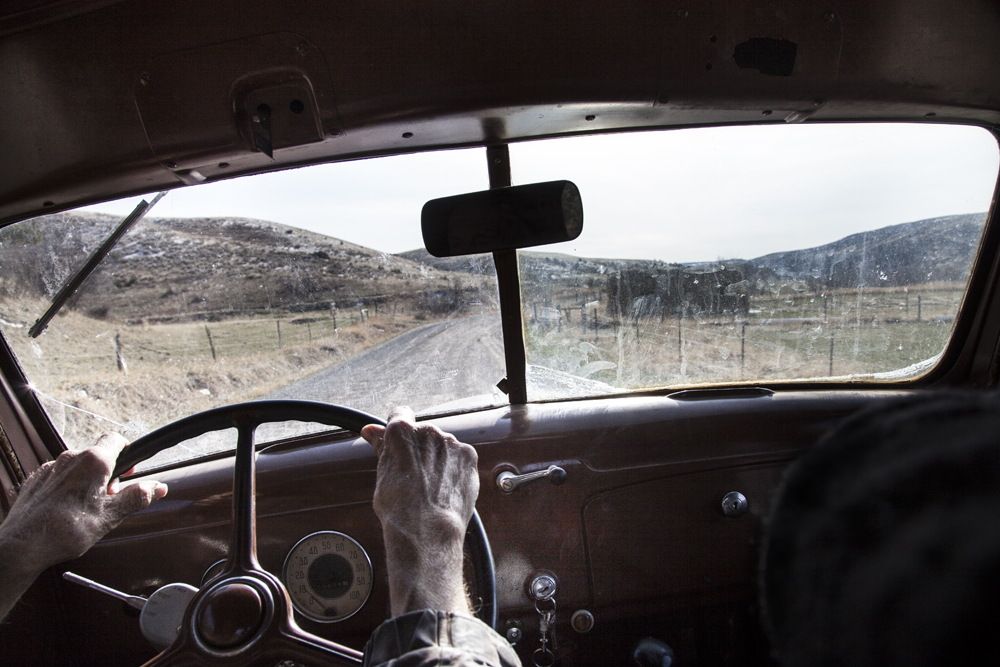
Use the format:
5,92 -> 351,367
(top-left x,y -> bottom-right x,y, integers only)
112,400 -> 497,666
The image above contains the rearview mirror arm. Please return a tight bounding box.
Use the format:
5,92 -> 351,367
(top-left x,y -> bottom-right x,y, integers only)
487,145 -> 527,404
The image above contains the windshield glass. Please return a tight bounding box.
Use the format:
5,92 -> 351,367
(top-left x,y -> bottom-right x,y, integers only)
2,124 -> 998,468
0,149 -> 503,469
509,123 -> 999,398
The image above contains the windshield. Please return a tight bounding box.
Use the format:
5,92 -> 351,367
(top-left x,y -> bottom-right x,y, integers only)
0,149 -> 503,469
0,124 -> 997,469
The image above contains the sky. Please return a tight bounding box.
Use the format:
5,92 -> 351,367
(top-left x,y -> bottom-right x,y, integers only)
85,123 -> 1000,264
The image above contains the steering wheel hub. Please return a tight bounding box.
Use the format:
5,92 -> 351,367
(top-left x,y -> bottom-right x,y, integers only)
196,582 -> 265,649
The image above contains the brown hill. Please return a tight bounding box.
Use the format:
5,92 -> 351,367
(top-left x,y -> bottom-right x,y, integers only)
0,212 -> 493,323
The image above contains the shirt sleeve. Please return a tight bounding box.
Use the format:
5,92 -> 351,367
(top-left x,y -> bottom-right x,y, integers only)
362,610 -> 522,667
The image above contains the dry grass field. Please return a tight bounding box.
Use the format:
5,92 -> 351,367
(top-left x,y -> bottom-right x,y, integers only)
0,281 -> 965,451
524,282 -> 965,391
0,300 -> 462,449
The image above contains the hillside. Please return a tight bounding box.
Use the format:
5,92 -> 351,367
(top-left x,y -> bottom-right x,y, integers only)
745,213 -> 985,287
398,247 -> 664,283
400,213 -> 987,290
0,213 -> 492,323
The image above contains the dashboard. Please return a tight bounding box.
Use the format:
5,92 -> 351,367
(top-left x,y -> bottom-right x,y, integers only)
36,390 -> 888,666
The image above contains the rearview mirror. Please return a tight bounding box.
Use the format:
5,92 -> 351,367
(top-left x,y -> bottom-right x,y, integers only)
421,180 -> 583,257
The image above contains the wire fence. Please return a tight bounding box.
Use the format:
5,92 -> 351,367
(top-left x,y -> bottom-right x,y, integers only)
524,285 -> 964,384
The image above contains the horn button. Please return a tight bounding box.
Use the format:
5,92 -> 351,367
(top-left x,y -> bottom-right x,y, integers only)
196,582 -> 265,648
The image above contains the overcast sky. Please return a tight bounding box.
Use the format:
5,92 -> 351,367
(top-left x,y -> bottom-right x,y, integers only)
86,123 -> 999,263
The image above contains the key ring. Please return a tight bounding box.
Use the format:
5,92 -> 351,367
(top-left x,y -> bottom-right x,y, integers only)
535,596 -> 556,615
533,646 -> 555,667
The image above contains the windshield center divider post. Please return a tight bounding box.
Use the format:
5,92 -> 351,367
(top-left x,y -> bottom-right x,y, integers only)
487,144 -> 528,404
28,191 -> 167,338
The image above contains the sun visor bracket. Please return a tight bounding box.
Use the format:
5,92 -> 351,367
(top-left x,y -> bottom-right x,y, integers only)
134,32 -> 341,173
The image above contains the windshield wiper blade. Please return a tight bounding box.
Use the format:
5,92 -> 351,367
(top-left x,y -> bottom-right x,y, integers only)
29,191 -> 167,338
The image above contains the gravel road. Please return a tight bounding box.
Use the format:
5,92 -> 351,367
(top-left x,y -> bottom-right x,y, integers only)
263,314 -> 507,418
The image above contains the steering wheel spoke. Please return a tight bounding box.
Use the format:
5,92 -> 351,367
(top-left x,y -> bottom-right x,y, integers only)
270,626 -> 364,666
138,641 -> 195,667
228,422 -> 261,575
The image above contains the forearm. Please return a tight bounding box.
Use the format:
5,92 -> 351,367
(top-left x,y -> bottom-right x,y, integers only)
383,530 -> 470,617
0,531 -> 46,622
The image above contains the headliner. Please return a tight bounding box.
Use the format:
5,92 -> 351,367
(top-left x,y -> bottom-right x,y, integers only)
1,0 -> 998,225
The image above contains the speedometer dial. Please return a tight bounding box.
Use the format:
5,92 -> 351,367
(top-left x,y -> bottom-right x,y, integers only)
282,531 -> 373,622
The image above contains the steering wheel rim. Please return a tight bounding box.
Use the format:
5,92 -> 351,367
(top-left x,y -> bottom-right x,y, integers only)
116,400 -> 497,666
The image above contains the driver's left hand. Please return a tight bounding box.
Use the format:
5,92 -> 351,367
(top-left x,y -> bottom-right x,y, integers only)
0,432 -> 167,617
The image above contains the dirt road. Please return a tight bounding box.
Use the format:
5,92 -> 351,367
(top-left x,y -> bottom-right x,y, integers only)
264,314 -> 507,417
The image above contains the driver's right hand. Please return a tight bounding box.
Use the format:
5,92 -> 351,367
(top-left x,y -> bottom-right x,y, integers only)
361,407 -> 479,617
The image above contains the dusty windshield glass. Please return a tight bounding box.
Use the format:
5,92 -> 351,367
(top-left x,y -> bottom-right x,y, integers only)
0,149 -> 503,469
510,124 -> 999,398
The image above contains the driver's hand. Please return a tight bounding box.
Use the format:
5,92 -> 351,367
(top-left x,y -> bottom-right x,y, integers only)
1,433 -> 167,570
361,407 -> 479,617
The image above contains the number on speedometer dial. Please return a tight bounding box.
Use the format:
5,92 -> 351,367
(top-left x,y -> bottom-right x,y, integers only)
282,531 -> 373,622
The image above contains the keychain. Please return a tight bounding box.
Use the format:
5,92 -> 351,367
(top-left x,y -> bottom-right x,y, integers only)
530,575 -> 557,667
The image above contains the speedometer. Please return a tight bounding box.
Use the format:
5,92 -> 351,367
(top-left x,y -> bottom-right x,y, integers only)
282,531 -> 373,622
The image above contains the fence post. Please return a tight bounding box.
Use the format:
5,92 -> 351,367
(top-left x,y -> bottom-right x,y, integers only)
276,320 -> 282,349
741,321 -> 747,371
829,331 -> 835,376
594,309 -> 598,341
307,321 -> 312,341
205,325 -> 217,361
677,313 -> 682,361
917,295 -> 922,322
114,333 -> 127,373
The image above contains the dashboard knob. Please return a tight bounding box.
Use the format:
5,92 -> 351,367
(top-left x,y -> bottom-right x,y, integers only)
633,637 -> 674,667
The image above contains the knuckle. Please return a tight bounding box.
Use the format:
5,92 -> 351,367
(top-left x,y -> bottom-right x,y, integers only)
414,423 -> 443,441
76,448 -> 113,475
384,420 -> 414,441
113,484 -> 151,519
52,450 -> 79,468
457,442 -> 478,466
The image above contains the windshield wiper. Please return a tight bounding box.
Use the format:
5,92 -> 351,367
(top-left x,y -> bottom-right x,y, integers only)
29,192 -> 167,338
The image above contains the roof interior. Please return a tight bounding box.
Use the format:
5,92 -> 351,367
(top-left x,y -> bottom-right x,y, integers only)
1,0 -> 999,225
